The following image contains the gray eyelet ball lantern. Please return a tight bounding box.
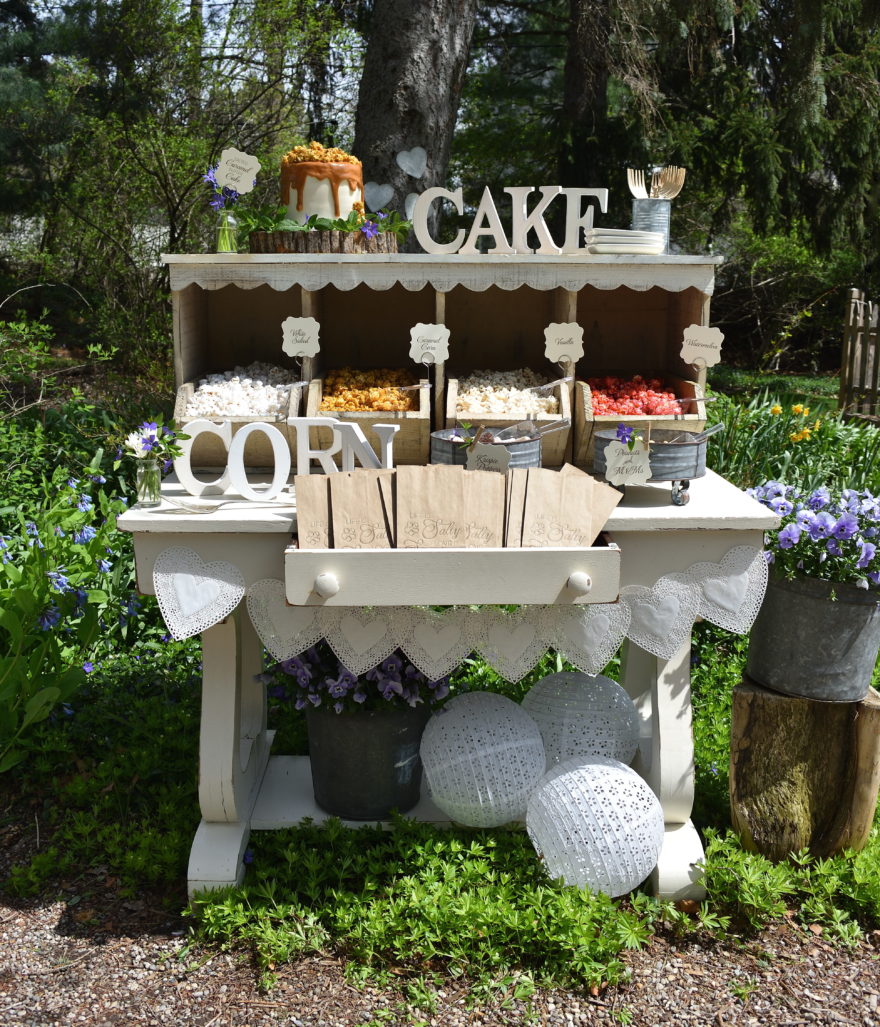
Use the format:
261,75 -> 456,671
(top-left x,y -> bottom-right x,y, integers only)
419,691 -> 546,827
521,672 -> 641,767
526,756 -> 665,897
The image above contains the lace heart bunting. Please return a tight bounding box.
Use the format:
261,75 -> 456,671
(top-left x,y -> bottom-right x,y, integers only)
246,579 -> 322,662
686,546 -> 768,632
621,578 -> 700,660
554,603 -> 631,675
399,608 -> 475,680
327,609 -> 398,674
153,547 -> 245,641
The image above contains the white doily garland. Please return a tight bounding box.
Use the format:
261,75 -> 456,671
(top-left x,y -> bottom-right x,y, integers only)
153,546 -> 245,641
619,577 -> 702,661
245,579 -> 321,662
238,546 -> 767,681
399,607 -> 478,680
551,603 -> 631,675
686,545 -> 768,633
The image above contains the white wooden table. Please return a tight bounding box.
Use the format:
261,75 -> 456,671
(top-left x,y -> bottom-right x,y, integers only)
118,469 -> 775,899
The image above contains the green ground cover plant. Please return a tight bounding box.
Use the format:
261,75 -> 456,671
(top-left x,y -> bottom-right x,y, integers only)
1,376 -> 880,1005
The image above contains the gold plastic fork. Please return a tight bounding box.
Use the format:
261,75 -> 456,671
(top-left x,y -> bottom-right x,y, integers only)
626,168 -> 648,198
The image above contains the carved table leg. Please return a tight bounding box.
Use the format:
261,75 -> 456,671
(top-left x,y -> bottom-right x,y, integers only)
187,605 -> 272,896
620,637 -> 706,900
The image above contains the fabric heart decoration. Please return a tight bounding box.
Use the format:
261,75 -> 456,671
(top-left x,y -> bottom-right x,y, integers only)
554,603 -> 631,675
327,609 -> 398,674
395,146 -> 428,179
245,579 -> 321,662
153,546 -> 245,641
477,609 -> 548,682
621,579 -> 699,660
686,546 -> 768,632
364,181 -> 394,211
399,608 -> 474,680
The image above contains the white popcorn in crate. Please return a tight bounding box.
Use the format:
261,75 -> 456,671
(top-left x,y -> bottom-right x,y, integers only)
456,368 -> 559,417
184,362 -> 300,418
521,671 -> 641,767
526,756 -> 664,897
419,691 -> 545,827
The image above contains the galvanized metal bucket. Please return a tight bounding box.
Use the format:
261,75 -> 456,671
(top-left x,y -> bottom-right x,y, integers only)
430,428 -> 542,468
746,573 -> 880,702
306,704 -> 432,819
592,428 -> 707,482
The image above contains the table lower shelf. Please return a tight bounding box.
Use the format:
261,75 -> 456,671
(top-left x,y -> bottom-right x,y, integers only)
251,755 -> 450,829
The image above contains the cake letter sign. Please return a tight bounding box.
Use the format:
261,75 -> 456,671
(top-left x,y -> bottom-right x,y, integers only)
412,185 -> 609,255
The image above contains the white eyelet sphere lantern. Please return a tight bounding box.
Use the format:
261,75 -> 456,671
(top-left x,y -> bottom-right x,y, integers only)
521,672 -> 640,767
420,691 -> 545,827
526,756 -> 664,897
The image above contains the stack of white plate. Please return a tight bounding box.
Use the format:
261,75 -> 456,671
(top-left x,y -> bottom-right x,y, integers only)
584,229 -> 665,254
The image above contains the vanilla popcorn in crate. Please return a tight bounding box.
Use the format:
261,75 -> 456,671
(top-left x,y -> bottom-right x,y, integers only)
446,367 -> 571,467
173,361 -> 303,469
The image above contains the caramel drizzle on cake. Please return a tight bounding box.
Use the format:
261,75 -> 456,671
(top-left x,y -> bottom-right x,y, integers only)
281,161 -> 363,217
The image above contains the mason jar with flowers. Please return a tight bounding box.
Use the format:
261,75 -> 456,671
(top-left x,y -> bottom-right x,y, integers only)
746,482 -> 880,701
121,420 -> 187,508
275,643 -> 452,819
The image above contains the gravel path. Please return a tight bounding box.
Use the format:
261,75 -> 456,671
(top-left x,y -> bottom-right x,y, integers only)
2,890 -> 879,1027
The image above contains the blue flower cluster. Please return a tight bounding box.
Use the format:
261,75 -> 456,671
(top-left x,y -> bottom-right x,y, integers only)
274,643 -> 451,714
203,165 -> 241,211
748,482 -> 879,588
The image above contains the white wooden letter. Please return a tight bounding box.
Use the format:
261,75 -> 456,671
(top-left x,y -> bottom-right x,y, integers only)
458,186 -> 514,255
227,423 -> 290,500
505,186 -> 562,254
289,416 -> 343,474
173,419 -> 232,496
412,187 -> 467,254
560,188 -> 610,252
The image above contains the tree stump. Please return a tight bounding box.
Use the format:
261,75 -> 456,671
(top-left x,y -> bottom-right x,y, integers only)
730,678 -> 880,860
248,230 -> 398,254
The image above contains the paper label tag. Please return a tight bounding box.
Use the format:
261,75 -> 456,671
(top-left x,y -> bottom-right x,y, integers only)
681,324 -> 724,367
409,322 -> 450,365
466,442 -> 512,474
544,322 -> 584,364
281,316 -> 320,358
215,148 -> 261,193
604,440 -> 652,486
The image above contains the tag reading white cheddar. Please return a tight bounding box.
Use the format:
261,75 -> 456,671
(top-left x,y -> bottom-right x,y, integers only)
544,322 -> 584,364
409,323 -> 450,365
681,324 -> 724,367
604,440 -> 652,486
281,316 -> 320,358
467,442 -> 511,474
216,148 -> 261,193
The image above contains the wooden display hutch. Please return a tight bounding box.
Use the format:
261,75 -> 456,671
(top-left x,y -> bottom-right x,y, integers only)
117,251 -> 776,902
166,253 -> 719,469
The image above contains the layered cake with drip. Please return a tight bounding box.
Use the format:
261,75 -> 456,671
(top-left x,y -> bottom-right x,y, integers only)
280,141 -> 364,224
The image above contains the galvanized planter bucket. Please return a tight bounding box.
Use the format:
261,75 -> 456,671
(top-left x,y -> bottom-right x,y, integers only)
746,573 -> 880,702
430,428 -> 542,468
306,704 -> 431,819
592,429 -> 707,482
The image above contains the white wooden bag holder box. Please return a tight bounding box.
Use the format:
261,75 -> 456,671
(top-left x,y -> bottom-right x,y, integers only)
119,254 -> 776,901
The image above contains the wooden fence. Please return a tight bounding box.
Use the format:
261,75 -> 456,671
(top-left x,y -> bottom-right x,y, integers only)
840,288 -> 879,421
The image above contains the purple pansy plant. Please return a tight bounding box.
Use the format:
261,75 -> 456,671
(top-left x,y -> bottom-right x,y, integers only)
748,481 -> 880,589
273,642 -> 451,713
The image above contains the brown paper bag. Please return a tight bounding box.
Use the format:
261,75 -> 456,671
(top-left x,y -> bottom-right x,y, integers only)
504,468 -> 529,548
559,463 -> 622,543
521,467 -> 595,547
294,473 -> 331,549
397,465 -> 504,548
329,469 -> 394,548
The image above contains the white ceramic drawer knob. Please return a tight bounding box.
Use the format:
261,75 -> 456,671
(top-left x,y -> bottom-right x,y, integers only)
313,572 -> 340,598
567,571 -> 592,595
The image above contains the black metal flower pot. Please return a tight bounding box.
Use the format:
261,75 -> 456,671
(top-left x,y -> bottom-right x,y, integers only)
305,704 -> 432,820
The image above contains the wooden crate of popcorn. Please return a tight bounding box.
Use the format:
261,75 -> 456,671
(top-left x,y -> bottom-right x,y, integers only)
445,371 -> 572,467
305,371 -> 431,466
173,380 -> 302,469
573,373 -> 707,470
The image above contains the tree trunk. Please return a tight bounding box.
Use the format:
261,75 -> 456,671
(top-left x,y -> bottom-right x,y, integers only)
730,679 -> 880,860
353,0 -> 479,249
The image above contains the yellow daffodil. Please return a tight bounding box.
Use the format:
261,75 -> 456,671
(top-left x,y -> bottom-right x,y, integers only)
813,419 -> 821,430
791,403 -> 804,415
770,404 -> 783,415
803,407 -> 810,417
